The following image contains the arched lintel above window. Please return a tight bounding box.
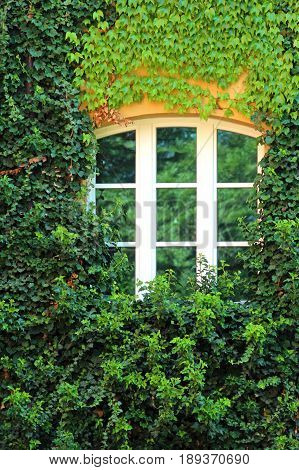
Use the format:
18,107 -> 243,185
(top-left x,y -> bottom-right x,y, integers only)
118,97 -> 254,128
92,68 -> 269,133
94,116 -> 262,141
115,68 -> 255,128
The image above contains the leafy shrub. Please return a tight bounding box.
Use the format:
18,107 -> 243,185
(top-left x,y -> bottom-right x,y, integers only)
0,1 -> 298,451
0,258 -> 298,449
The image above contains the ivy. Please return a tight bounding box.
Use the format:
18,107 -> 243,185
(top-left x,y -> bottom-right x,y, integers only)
68,0 -> 298,121
243,113 -> 299,311
0,0 -> 298,451
0,1 -> 117,314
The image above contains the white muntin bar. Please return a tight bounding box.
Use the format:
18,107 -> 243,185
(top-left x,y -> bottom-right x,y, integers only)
217,241 -> 249,247
155,182 -> 197,189
156,241 -> 197,247
95,183 -> 136,189
216,182 -> 254,188
135,123 -> 156,292
116,241 -> 136,248
196,121 -> 216,267
257,143 -> 265,171
87,173 -> 96,209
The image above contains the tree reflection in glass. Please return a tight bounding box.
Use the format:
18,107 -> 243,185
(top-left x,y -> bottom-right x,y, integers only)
96,189 -> 135,241
217,130 -> 257,182
157,189 -> 196,241
118,248 -> 135,294
96,131 -> 135,183
218,247 -> 249,300
157,127 -> 196,183
157,248 -> 196,291
217,189 -> 256,241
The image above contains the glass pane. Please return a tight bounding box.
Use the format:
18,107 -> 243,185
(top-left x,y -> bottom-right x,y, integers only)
217,130 -> 257,182
218,189 -> 255,241
218,247 -> 246,272
96,131 -> 135,183
96,189 -> 135,241
118,248 -> 135,295
157,247 -> 196,288
157,127 -> 196,183
218,247 -> 249,299
157,189 -> 196,241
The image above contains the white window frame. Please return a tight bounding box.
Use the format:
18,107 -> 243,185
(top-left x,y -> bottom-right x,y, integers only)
90,117 -> 264,293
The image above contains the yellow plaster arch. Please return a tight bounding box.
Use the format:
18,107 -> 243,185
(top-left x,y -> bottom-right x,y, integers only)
118,68 -> 255,128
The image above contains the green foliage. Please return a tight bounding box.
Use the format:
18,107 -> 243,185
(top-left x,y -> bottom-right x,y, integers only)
0,0 -> 298,451
0,267 -> 297,449
0,0 -> 118,315
243,113 -> 299,310
68,0 -> 298,119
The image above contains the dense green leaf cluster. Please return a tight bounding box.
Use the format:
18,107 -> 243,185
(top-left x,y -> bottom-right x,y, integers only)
0,1 -> 115,313
0,265 -> 297,450
68,0 -> 298,119
244,114 -> 299,310
0,0 -> 298,450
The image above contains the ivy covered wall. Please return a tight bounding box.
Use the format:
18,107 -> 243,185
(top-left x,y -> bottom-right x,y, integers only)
67,0 -> 298,120
0,0 -> 298,450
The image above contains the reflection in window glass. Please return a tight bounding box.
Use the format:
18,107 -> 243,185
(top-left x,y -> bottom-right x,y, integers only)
218,247 -> 249,299
157,189 -> 196,241
157,127 -> 196,183
96,189 -> 135,241
218,247 -> 246,272
96,131 -> 135,183
217,130 -> 257,182
157,247 -> 196,289
118,248 -> 135,295
217,189 -> 255,241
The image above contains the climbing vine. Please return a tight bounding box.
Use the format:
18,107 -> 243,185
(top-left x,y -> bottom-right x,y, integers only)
67,0 -> 298,122
0,0 -> 298,451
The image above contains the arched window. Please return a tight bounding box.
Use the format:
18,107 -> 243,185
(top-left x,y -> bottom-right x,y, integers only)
89,118 -> 264,293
